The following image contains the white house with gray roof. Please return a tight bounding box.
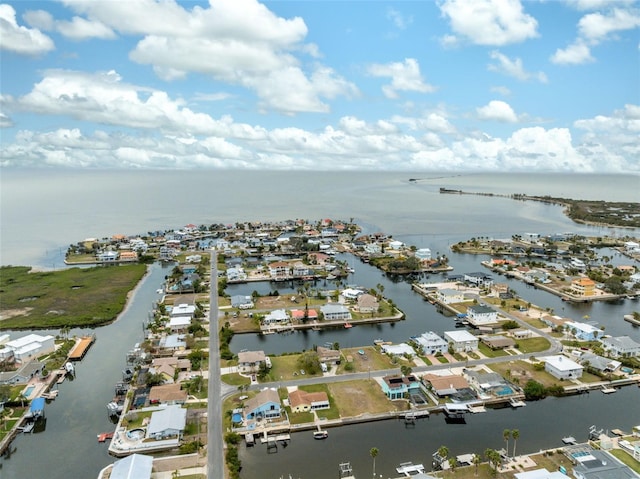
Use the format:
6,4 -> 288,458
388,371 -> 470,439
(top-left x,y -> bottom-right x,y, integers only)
601,336 -> 640,358
320,304 -> 352,321
146,405 -> 187,440
466,305 -> 498,326
443,330 -> 478,353
543,355 -> 583,380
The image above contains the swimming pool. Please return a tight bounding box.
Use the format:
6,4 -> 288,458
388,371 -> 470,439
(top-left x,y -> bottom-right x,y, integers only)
23,385 -> 35,397
494,385 -> 514,396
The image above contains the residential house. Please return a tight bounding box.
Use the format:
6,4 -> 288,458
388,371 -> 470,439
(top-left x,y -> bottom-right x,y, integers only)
466,305 -> 498,326
316,346 -> 341,365
158,246 -> 177,261
422,373 -> 470,397
291,262 -> 311,277
168,316 -> 191,333
238,350 -> 268,374
110,454 -> 154,479
413,331 -> 448,355
415,248 -> 432,262
0,361 -> 45,385
577,352 -> 621,374
320,304 -> 352,321
464,272 -> 493,287
244,389 -> 282,421
226,266 -> 247,282
231,295 -> 255,309
436,289 -> 465,304
269,261 -> 291,280
290,309 -> 319,322
288,389 -> 330,413
380,374 -> 420,400
601,336 -> 640,358
544,355 -> 583,380
481,335 -> 516,350
464,369 -> 509,394
119,250 -> 138,262
363,243 -> 382,255
150,357 -> 191,383
170,304 -> 196,319
148,383 -> 188,405
443,330 -> 479,353
96,250 -> 118,262
158,334 -> 186,351
5,334 -> 55,362
381,343 -> 416,357
564,321 -> 602,341
571,449 -> 637,479
146,405 -> 187,440
571,278 -> 596,297
262,309 -> 290,325
356,294 -> 379,313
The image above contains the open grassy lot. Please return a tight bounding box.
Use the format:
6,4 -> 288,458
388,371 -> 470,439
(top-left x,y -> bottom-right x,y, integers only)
515,337 -> 551,354
327,379 -> 405,417
337,346 -> 399,374
0,264 -> 147,329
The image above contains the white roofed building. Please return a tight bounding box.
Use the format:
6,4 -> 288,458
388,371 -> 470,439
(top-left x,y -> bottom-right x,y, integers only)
444,330 -> 478,353
544,355 -> 583,380
5,334 -> 55,362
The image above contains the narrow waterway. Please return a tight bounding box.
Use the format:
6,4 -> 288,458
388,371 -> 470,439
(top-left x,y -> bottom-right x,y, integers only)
0,263 -> 171,479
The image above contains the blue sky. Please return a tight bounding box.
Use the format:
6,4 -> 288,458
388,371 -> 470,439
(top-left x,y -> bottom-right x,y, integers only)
1,0 -> 639,171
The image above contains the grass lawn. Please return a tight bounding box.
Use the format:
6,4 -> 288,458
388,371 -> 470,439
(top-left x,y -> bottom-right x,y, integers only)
338,346 -> 398,374
515,337 -> 551,354
0,264 -> 147,329
478,343 -> 509,358
221,373 -> 251,387
609,449 -> 640,473
327,379 -> 404,417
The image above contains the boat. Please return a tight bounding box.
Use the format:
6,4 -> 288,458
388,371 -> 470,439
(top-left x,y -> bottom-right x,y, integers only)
510,397 -> 526,408
396,462 -> 425,475
41,390 -> 59,400
344,322 -> 353,329
97,431 -> 114,442
562,436 -> 577,445
601,386 -> 617,394
65,362 -> 75,375
107,400 -> 124,416
313,430 -> 328,440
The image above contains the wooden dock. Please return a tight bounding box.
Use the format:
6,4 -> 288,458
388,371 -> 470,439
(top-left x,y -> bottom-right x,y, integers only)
68,335 -> 96,361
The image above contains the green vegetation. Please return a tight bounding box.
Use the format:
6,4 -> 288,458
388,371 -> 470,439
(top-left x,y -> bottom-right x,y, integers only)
0,264 -> 147,329
514,337 -> 551,354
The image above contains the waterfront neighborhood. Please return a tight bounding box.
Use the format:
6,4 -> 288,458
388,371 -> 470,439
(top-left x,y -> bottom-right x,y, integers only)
1,218 -> 640,479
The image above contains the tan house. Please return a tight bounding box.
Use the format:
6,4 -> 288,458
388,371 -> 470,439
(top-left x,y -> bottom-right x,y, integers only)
356,294 -> 379,313
317,346 -> 341,365
571,277 -> 596,297
422,373 -> 470,396
288,389 -> 330,413
151,357 -> 191,383
119,250 -> 138,261
238,350 -> 268,374
148,383 -> 188,405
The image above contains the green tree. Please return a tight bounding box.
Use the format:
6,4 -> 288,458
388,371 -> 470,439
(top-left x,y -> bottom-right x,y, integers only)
512,429 -> 520,457
503,429 -> 510,457
400,365 -> 413,377
523,379 -> 547,400
370,447 -> 379,478
473,453 -> 481,476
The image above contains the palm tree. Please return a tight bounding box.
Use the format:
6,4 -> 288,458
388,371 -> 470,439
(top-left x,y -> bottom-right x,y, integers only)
370,447 -> 379,478
512,429 -> 520,457
448,457 -> 457,476
437,445 -> 449,470
473,453 -> 481,476
503,429 -> 510,457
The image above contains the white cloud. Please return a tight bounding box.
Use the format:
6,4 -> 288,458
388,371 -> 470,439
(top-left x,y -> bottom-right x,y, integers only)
387,8 -> 413,30
578,8 -> 640,42
550,40 -> 594,65
57,16 -> 116,40
568,0 -> 637,11
367,58 -> 435,99
439,0 -> 538,46
476,100 -> 518,122
0,4 -> 54,55
17,69 -> 227,135
488,51 -> 548,83
57,0 -> 353,114
491,86 -> 512,96
0,111 -> 13,128
23,9 -> 54,30
551,5 -> 639,65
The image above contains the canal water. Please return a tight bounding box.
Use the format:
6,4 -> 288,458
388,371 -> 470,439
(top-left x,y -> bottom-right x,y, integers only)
0,263 -> 172,479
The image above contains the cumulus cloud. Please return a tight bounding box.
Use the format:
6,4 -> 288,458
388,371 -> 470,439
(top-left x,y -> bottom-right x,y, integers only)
367,58 -> 435,99
476,100 -> 518,122
57,16 -> 116,40
550,41 -> 594,65
17,69 -> 228,135
488,51 -> 548,83
57,0 -> 355,114
438,0 -> 538,46
0,4 -> 54,55
551,5 -> 640,65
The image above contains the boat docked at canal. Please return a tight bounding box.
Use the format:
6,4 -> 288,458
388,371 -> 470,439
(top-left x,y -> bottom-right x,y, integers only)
396,462 -> 425,476
313,430 -> 328,440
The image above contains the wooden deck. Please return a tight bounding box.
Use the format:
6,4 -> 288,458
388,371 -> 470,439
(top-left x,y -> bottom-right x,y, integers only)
68,335 -> 95,361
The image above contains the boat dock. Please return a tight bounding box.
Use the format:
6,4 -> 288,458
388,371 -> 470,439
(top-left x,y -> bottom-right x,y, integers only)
601,386 -> 617,394
68,335 -> 96,361
396,462 -> 425,476
510,398 -> 527,408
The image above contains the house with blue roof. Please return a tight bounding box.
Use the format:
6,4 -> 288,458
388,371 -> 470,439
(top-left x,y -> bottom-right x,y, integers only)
380,374 -> 420,400
243,389 -> 281,421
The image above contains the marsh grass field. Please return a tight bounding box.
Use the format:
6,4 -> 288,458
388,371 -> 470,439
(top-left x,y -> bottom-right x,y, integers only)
0,264 -> 147,329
